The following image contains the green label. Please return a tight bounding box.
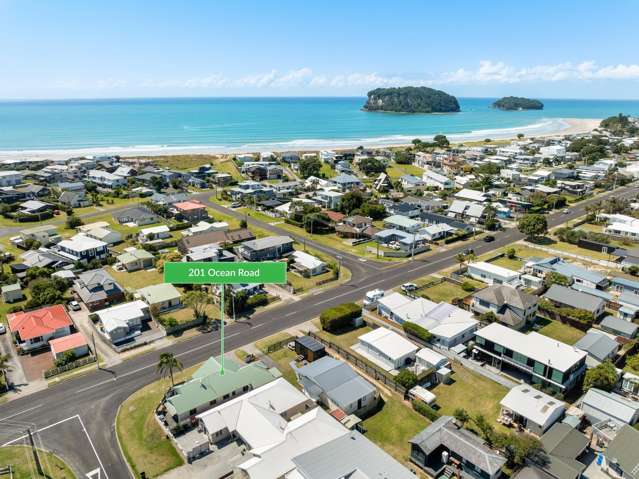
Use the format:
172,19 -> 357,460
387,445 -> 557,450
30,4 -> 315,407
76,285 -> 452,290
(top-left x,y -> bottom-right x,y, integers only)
163,261 -> 287,284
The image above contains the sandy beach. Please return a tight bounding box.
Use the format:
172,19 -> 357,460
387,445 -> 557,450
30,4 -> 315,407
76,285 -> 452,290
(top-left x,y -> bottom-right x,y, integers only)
0,117 -> 601,162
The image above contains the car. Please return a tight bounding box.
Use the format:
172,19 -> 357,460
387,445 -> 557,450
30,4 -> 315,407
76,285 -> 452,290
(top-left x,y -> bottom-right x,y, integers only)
68,300 -> 81,311
401,283 -> 417,293
562,209 -> 571,214
483,235 -> 495,242
463,248 -> 474,255
230,202 -> 242,208
0,323 -> 6,335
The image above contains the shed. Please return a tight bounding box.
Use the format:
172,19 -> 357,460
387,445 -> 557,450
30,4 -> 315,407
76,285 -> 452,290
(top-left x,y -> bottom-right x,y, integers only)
1,283 -> 24,303
295,335 -> 326,362
49,332 -> 89,360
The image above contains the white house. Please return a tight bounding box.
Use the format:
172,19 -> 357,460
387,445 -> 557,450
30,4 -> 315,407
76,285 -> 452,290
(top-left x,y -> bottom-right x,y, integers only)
539,145 -> 566,158
383,215 -> 422,233
467,262 -> 520,285
138,225 -> 171,244
315,189 -> 343,210
84,226 -> 122,245
182,221 -> 229,237
95,300 -> 151,344
352,328 -> 419,372
0,170 -> 23,187
87,169 -> 127,188
422,170 -> 454,190
19,224 -> 62,246
56,234 -> 109,263
415,348 -> 450,371
290,250 -> 327,276
455,188 -> 489,203
499,385 -> 566,436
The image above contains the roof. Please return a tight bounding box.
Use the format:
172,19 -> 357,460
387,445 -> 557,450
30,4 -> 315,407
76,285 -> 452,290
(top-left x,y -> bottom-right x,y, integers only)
1,283 -> 21,293
604,425 -> 639,479
455,188 -> 488,202
416,348 -> 448,368
600,316 -> 639,336
57,234 -> 107,252
611,276 -> 639,290
292,430 -> 414,479
95,300 -> 149,334
574,331 -> 619,362
291,251 -> 325,270
469,261 -> 520,279
473,284 -> 537,309
500,385 -> 565,427
476,323 -> 587,372
7,304 -> 73,341
49,332 -> 88,354
377,291 -> 414,312
331,173 -> 361,184
174,200 -> 205,211
357,328 -> 419,360
410,416 -> 506,475
383,215 -> 422,228
540,423 -> 588,479
241,235 -> 293,251
117,248 -> 155,264
543,284 -> 605,313
74,269 -> 122,304
545,260 -> 606,285
580,388 -> 639,424
295,335 -> 325,353
138,283 -> 181,304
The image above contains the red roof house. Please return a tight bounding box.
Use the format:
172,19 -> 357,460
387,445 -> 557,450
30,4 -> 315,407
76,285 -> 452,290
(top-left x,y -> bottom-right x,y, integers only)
49,332 -> 89,360
7,304 -> 73,352
173,200 -> 208,221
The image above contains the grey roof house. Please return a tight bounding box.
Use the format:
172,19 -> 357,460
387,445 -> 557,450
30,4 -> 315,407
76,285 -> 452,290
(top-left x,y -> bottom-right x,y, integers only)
237,235 -> 294,261
73,269 -> 125,311
574,330 -> 620,367
410,416 -> 506,479
542,284 -> 606,319
539,423 -> 589,479
114,206 -> 160,226
599,315 -> 638,339
295,356 -> 379,417
579,388 -> 639,426
603,425 -> 639,479
471,284 -> 538,330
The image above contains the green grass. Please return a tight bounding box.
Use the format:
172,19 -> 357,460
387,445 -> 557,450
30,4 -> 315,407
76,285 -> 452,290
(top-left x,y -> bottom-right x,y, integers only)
287,270 -> 336,292
0,445 -> 76,479
312,321 -> 372,349
161,303 -> 220,324
490,256 -> 525,271
267,348 -> 299,387
116,366 -> 200,478
547,240 -> 615,261
385,162 -> 424,180
320,163 -> 337,178
419,282 -> 469,303
537,318 -> 585,345
109,268 -> 164,291
255,331 -> 293,353
362,395 -> 429,467
432,363 -> 509,434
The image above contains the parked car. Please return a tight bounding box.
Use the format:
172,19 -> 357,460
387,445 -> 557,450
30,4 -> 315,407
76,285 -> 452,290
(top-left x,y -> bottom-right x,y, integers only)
230,202 -> 242,208
483,235 -> 495,243
363,289 -> 385,309
244,353 -> 256,363
562,209 -> 571,214
401,283 -> 417,293
0,323 -> 6,335
68,301 -> 81,311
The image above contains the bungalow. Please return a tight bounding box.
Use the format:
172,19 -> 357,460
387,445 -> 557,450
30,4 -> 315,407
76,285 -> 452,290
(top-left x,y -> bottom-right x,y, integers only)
543,284 -> 606,319
116,248 -> 155,272
59,190 -> 91,208
574,330 -> 620,367
177,228 -> 254,254
330,173 -> 363,192
499,385 -> 566,435
290,250 -> 327,277
56,234 -> 109,263
373,229 -> 429,253
138,283 -> 182,312
237,235 -> 294,261
94,300 -> 151,344
1,283 -> 24,303
74,269 -> 125,311
455,188 -> 489,203
384,201 -> 422,218
295,356 -> 379,417
19,224 -> 62,246
182,220 -> 229,237
87,169 -> 127,188
49,332 -> 89,361
447,200 -> 486,224
383,214 -> 422,233
539,423 -> 589,479
183,243 -> 235,262
421,223 -> 455,242
7,304 -> 73,352
611,276 -> 639,296
415,347 -> 450,371
471,285 -> 538,330
19,200 -> 52,215
21,247 -> 74,270
115,206 -> 160,226
422,170 -> 454,190
84,226 -> 122,245
138,225 -> 171,244
600,315 -> 638,339
352,328 -> 419,372
172,200 -> 208,222
410,416 -> 506,479
467,262 -> 520,286
315,190 -> 343,210
420,211 -> 473,233
526,257 -> 608,289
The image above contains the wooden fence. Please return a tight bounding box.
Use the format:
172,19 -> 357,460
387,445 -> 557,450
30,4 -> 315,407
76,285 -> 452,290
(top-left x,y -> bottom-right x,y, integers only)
44,355 -> 97,379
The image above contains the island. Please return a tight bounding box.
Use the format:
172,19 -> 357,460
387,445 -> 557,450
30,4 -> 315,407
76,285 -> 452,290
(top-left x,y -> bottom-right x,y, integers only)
363,86 -> 460,113
492,96 -> 544,111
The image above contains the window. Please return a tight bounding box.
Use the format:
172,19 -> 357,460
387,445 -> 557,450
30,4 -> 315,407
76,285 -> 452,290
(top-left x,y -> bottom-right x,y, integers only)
533,362 -> 546,376
513,352 -> 528,365
476,336 -> 485,345
551,369 -> 564,384
223,394 -> 230,400
494,344 -> 504,353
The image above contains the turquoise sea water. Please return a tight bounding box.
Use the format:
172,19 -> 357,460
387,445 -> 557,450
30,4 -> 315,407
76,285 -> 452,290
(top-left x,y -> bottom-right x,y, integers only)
0,97 -> 638,152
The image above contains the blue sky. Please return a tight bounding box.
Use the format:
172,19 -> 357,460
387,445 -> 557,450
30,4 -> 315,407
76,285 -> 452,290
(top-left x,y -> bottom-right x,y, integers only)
1,0 -> 639,99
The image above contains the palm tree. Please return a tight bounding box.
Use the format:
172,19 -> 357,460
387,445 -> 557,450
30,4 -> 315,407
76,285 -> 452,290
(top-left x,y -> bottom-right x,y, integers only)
156,353 -> 183,387
456,253 -> 466,272
0,354 -> 11,387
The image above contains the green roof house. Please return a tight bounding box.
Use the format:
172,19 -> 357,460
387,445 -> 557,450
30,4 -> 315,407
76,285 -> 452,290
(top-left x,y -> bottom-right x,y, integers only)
116,248 -> 155,272
162,357 -> 280,430
138,283 -> 182,312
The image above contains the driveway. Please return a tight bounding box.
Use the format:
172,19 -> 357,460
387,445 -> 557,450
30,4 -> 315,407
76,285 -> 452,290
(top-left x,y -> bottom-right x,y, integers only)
0,332 -> 28,391
68,305 -> 122,367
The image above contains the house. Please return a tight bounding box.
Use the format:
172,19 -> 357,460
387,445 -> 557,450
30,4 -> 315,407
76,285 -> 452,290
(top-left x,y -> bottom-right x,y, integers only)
56,234 -> 109,263
115,207 -> 160,226
138,283 -> 182,312
330,173 -> 363,192
73,269 -> 125,311
94,300 -> 151,344
59,189 -> 91,208
172,200 -> 208,222
197,378 -> 347,479
183,243 -> 235,262
400,174 -> 426,192
138,225 -> 171,244
421,223 -> 456,242
410,416 -> 506,479
116,249 -> 155,272
384,201 -> 422,218
499,385 -> 566,435
415,347 -> 450,371
467,261 -> 521,285
290,250 -> 327,277
162,357 -> 280,430
447,200 -> 486,224
0,170 -> 23,187
20,247 -> 74,270
294,336 -> 326,362
474,323 -> 587,392
352,328 -> 419,372
543,284 -> 606,319
471,285 -> 538,330
87,169 -> 127,188
237,235 -> 294,261
84,226 -> 122,245
383,215 -> 422,233
19,225 -> 62,247
579,388 -> 639,426
7,305 -> 73,352
177,228 -> 254,254
611,276 -> 639,296
280,151 -> 300,163
292,430 -> 415,479
602,425 -> 639,479
1,283 -> 24,303
315,190 -> 343,210
19,199 -> 52,215
539,423 -> 589,479
49,332 -> 89,361
335,215 -> 376,239
422,170 -> 454,190
420,211 -> 473,233
182,220 -> 229,237
527,257 -> 608,289
574,330 -> 620,367
600,316 -> 638,339
295,356 -> 379,417
455,188 -> 489,202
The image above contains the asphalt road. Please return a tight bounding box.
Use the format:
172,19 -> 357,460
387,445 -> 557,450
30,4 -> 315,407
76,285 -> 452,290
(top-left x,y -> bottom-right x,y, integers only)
1,184 -> 637,478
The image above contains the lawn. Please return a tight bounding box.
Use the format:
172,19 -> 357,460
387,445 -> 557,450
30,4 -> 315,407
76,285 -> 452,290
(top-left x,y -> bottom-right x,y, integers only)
490,256 -> 525,271
109,268 -> 164,291
431,362 -> 508,434
116,365 -> 200,478
536,318 -> 585,345
0,445 -> 76,479
138,155 -> 243,181
362,395 -> 429,467
160,303 -> 221,324
267,348 -> 299,387
287,270 -> 336,292
320,163 -> 336,178
385,162 -> 424,180
417,278 -> 483,303
547,240 -> 615,261
312,321 -> 372,350
255,331 -> 293,353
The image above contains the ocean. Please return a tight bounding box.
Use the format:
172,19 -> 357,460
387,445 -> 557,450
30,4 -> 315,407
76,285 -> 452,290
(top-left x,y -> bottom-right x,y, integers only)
0,97 -> 638,154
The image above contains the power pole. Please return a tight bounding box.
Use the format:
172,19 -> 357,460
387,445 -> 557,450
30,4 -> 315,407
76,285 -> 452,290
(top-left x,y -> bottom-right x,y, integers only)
219,286 -> 225,376
27,428 -> 43,477
92,332 -> 100,370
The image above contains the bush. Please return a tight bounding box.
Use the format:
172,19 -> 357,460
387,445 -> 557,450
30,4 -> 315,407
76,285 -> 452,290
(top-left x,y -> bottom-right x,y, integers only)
461,281 -> 476,292
506,247 -> 516,259
158,316 -> 178,328
395,369 -> 418,389
247,293 -> 268,308
412,399 -> 440,421
402,321 -> 433,343
319,303 -> 362,332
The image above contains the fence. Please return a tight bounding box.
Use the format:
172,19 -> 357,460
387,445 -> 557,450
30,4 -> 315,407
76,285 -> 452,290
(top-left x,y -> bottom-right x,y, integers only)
523,242 -> 622,270
307,331 -> 408,395
164,316 -> 207,335
44,355 -> 97,379
264,337 -> 293,354
113,329 -> 167,353
537,307 -> 593,332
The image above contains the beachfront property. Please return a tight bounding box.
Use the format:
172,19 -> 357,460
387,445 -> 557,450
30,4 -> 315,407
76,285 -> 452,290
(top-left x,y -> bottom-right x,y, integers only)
473,323 -> 587,392
0,170 -> 23,187
352,328 -> 419,372
467,261 -> 521,286
87,169 -> 127,188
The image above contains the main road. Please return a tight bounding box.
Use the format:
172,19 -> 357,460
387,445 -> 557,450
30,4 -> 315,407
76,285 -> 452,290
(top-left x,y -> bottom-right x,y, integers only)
0,184 -> 636,478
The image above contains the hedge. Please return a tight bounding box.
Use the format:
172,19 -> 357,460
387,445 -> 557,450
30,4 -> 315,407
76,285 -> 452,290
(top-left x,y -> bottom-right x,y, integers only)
320,303 -> 362,332
402,321 -> 433,343
412,399 -> 440,421
247,293 -> 269,308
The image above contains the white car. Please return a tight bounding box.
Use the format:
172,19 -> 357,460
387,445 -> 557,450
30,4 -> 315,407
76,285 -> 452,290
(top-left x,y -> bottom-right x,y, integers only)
363,289 -> 385,309
0,323 -> 6,335
68,301 -> 81,311
401,283 -> 417,293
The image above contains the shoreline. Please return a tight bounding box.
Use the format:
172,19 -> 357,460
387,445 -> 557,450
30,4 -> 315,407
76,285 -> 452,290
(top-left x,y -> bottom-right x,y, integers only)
0,118 -> 600,162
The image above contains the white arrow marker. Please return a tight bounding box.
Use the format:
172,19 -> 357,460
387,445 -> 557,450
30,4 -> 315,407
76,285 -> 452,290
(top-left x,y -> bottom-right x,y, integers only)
86,467 -> 101,479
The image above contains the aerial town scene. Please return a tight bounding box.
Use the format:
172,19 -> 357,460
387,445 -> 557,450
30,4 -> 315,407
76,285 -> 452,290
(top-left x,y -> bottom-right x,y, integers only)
1,1 -> 639,478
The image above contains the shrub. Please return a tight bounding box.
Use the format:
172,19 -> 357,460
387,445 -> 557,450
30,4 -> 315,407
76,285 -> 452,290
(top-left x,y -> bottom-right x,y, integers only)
412,400 -> 440,421
506,247 -> 516,259
247,293 -> 268,308
402,321 -> 433,343
461,281 -> 476,292
395,369 -> 418,389
159,316 -> 179,328
319,303 -> 362,332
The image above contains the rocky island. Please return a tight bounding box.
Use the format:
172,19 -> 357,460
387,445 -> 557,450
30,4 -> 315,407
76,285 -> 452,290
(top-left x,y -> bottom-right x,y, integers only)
363,86 -> 460,113
492,96 -> 544,111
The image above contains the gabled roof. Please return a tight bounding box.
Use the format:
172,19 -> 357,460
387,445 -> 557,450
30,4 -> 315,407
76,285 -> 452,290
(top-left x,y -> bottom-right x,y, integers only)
600,316 -> 639,337
473,284 -> 537,310
7,304 -> 73,341
500,385 -> 565,426
543,284 -> 605,313
581,388 -> 639,424
604,425 -> 639,479
540,423 -> 588,479
49,332 -> 88,355
574,331 -> 619,362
